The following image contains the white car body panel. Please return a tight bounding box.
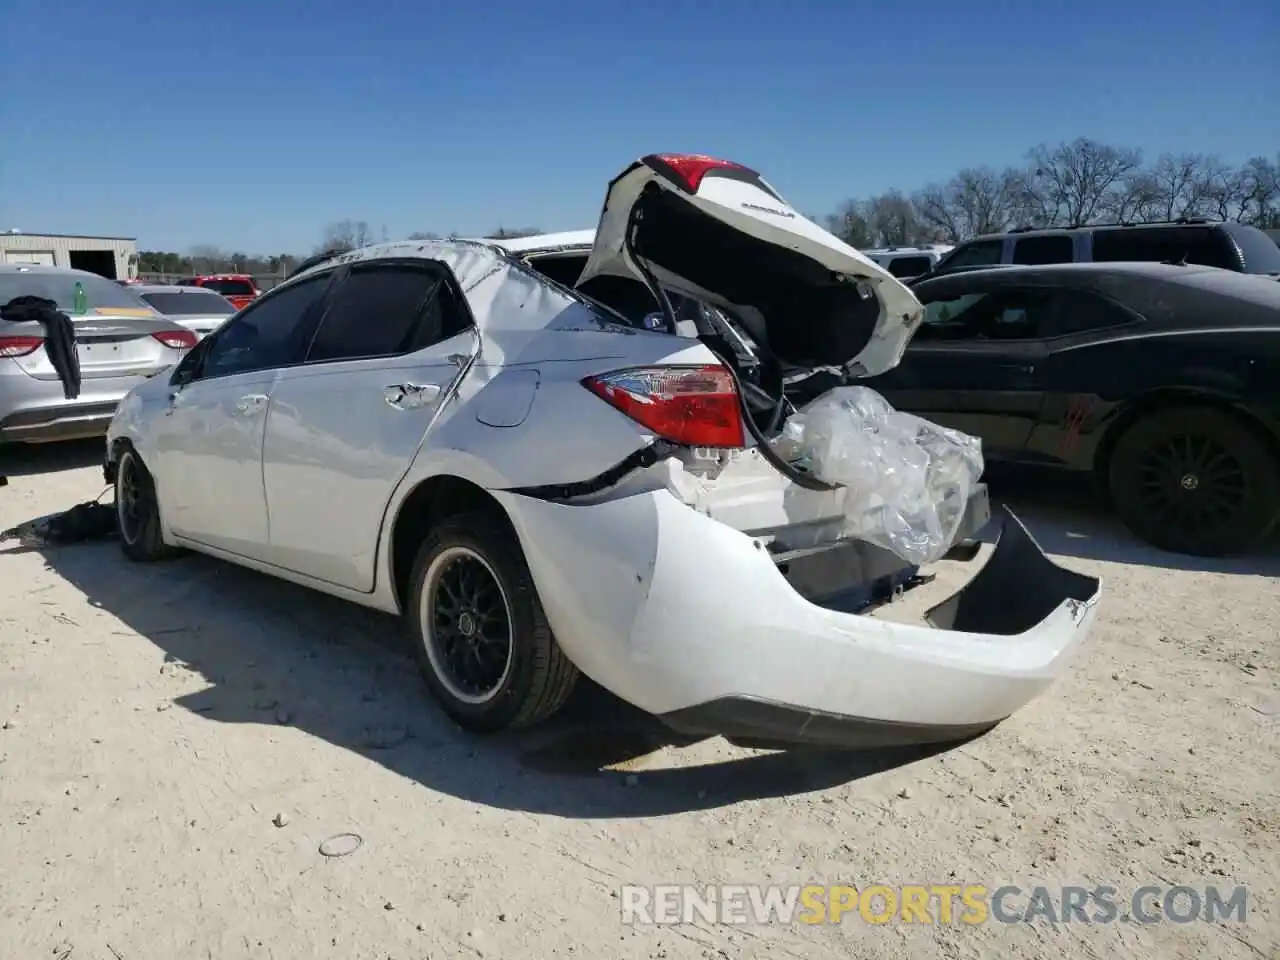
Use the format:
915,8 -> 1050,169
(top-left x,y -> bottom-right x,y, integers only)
105,158 -> 1101,746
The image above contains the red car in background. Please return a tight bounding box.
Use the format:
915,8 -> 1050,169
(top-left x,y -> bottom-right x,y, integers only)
177,274 -> 260,310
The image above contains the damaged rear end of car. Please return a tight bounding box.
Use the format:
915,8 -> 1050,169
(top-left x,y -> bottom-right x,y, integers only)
412,154 -> 1103,748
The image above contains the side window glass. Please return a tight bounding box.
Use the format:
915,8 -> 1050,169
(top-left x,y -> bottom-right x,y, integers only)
200,275 -> 329,378
886,255 -> 933,278
940,240 -> 1004,270
917,288 -> 1051,341
1091,228 -> 1236,270
305,263 -> 468,364
1050,291 -> 1136,337
1012,235 -> 1074,265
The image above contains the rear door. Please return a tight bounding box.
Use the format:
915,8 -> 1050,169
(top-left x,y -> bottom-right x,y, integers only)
154,272 -> 334,558
261,259 -> 477,590
868,284 -> 1056,460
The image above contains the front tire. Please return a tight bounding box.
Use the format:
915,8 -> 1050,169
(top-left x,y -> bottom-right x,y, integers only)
115,447 -> 178,562
1108,406 -> 1280,556
406,512 -> 578,733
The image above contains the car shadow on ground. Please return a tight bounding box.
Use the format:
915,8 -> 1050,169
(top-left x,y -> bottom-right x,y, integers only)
11,538 -> 952,818
0,438 -> 105,479
982,469 -> 1280,577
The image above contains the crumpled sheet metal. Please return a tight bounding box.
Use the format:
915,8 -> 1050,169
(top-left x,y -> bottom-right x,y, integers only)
773,386 -> 984,565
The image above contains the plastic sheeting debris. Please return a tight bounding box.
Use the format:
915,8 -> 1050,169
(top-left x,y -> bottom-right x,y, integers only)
773,386 -> 984,565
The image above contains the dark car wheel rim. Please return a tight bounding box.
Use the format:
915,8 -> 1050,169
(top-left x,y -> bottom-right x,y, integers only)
1136,432 -> 1247,538
117,455 -> 146,545
421,546 -> 514,705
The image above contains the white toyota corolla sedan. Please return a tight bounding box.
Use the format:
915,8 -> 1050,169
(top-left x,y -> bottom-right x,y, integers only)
104,154 -> 1101,749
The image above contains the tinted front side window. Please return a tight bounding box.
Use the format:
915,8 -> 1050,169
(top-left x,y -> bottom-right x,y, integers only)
916,287 -> 1054,341
1091,227 -> 1238,270
306,263 -> 468,363
1013,235 -> 1074,265
201,275 -> 329,378
939,240 -> 1004,270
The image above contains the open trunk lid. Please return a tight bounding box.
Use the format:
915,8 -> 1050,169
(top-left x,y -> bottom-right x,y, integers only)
577,154 -> 925,378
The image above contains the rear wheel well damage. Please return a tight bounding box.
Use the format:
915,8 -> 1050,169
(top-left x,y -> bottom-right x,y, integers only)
1093,390 -> 1280,488
103,436 -> 134,485
390,476 -> 513,612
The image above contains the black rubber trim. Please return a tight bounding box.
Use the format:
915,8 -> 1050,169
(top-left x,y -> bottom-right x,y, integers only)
660,696 -> 1002,749
507,440 -> 676,501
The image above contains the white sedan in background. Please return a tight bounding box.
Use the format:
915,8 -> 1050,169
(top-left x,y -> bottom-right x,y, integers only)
104,153 -> 1101,749
131,284 -> 237,340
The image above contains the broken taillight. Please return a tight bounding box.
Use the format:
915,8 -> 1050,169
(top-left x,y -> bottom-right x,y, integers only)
643,154 -> 754,194
151,330 -> 199,350
0,335 -> 44,358
582,365 -> 745,448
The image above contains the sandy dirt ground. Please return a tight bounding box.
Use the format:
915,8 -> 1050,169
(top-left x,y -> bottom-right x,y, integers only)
1,440 -> 1277,960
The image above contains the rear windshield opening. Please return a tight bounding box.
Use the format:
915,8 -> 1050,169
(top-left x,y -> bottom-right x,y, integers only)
634,189 -> 881,370
140,291 -> 236,316
0,271 -> 156,315
885,256 -> 933,278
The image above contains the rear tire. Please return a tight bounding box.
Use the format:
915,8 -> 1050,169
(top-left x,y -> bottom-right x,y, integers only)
115,447 -> 180,562
1108,406 -> 1280,556
405,512 -> 578,733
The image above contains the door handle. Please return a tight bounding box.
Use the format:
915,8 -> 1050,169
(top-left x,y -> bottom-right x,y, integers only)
999,363 -> 1036,375
234,394 -> 268,415
384,382 -> 442,410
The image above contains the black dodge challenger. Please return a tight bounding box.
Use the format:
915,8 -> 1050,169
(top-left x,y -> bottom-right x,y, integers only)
846,261 -> 1280,557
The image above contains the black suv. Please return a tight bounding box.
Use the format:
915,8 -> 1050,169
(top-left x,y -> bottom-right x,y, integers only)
924,219 -> 1280,280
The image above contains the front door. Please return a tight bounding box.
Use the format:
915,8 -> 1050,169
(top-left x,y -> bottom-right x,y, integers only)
870,285 -> 1054,461
153,272 -> 333,558
261,260 -> 478,591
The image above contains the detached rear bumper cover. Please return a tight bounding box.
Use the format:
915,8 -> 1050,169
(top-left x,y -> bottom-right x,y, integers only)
493,489 -> 1101,748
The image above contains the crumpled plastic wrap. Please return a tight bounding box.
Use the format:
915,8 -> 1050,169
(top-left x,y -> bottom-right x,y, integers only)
772,386 -> 984,565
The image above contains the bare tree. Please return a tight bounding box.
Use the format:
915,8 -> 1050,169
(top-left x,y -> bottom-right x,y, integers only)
407,231 -> 441,241
825,199 -> 874,248
914,166 -> 1022,241
1023,137 -> 1143,226
188,244 -> 229,273
319,220 -> 374,253
1237,155 -> 1280,226
865,191 -> 921,246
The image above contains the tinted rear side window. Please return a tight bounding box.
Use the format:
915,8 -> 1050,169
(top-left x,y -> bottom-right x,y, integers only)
1013,235 -> 1074,265
1091,227 -> 1238,270
886,256 -> 933,277
306,263 -> 466,363
1224,225 -> 1280,273
939,240 -> 1004,270
1049,290 -> 1137,337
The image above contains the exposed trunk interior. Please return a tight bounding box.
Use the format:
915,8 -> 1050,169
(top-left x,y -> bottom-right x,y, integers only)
629,187 -> 883,369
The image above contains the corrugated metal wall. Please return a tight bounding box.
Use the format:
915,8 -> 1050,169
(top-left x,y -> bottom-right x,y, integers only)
0,234 -> 138,280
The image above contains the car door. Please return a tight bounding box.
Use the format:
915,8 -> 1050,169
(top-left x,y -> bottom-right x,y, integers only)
261,259 -> 477,590
153,272 -> 334,558
868,284 -> 1056,460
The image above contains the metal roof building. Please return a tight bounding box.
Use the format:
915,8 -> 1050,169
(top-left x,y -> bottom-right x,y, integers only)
0,230 -> 138,281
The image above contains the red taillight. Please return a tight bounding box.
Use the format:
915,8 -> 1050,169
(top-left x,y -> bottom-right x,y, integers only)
582,365 -> 745,448
152,330 -> 198,350
644,154 -> 753,193
0,335 -> 44,358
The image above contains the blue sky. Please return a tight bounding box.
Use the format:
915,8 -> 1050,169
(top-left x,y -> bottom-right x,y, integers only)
2,0 -> 1275,254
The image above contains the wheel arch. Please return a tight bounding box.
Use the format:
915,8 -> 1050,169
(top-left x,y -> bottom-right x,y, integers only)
1093,388 -> 1280,488
389,474 -> 515,614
